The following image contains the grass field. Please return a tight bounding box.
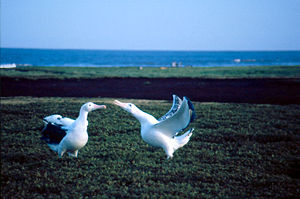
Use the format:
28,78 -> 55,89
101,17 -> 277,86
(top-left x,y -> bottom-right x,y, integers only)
1,97 -> 299,198
1,65 -> 300,79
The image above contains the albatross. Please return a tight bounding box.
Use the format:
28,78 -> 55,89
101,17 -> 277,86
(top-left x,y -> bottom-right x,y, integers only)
114,95 -> 196,159
41,102 -> 106,157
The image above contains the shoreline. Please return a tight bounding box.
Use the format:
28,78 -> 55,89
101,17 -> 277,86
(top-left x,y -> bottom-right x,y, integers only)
1,65 -> 299,79
1,77 -> 299,104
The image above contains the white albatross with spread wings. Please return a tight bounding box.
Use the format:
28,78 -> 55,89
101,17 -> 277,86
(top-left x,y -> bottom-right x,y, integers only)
41,102 -> 106,158
114,95 -> 196,159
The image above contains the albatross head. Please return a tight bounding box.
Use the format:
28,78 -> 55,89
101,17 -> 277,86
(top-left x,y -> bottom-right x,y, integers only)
113,100 -> 139,115
81,102 -> 107,112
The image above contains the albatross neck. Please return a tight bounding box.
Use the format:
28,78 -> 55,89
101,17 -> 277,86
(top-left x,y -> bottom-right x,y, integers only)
132,108 -> 157,125
76,109 -> 89,125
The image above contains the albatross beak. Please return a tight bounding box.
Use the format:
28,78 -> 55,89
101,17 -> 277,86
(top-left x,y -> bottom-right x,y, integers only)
113,100 -> 127,109
94,104 -> 107,110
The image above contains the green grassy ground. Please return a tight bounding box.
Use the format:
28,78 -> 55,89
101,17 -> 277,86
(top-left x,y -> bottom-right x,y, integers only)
1,97 -> 299,198
1,65 -> 299,79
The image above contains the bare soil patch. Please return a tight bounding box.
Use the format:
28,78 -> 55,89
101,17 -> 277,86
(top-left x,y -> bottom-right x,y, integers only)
1,77 -> 299,104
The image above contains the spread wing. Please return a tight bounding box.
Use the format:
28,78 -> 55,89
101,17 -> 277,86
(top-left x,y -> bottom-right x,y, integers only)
43,114 -> 74,127
157,95 -> 182,122
154,95 -> 196,137
41,114 -> 74,144
59,117 -> 75,126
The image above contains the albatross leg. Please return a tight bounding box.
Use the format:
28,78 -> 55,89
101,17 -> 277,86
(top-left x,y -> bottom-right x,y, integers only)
58,150 -> 65,158
68,150 -> 78,157
164,146 -> 174,159
58,147 -> 66,158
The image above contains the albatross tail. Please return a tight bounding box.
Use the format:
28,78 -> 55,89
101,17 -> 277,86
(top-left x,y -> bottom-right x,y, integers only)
47,144 -> 59,152
174,128 -> 194,150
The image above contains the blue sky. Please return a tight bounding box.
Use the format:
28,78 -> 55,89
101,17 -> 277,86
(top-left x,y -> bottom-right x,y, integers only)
1,0 -> 300,51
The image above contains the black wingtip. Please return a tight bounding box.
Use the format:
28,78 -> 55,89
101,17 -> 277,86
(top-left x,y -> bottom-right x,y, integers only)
41,123 -> 67,144
184,96 -> 196,123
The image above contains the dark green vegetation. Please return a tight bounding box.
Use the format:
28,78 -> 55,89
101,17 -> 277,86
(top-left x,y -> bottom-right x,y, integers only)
1,97 -> 299,198
1,65 -> 299,79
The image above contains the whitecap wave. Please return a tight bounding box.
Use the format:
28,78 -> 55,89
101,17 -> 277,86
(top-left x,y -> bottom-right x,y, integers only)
0,63 -> 17,68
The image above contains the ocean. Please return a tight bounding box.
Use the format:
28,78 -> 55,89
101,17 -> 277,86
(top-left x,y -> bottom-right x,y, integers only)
1,48 -> 300,67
